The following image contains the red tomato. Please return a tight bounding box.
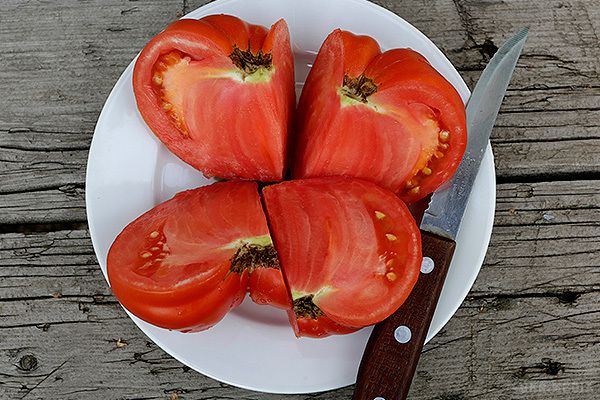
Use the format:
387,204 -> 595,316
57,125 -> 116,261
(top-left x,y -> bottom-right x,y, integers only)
107,182 -> 285,331
249,266 -> 290,310
293,29 -> 467,203
293,313 -> 359,338
133,15 -> 295,181
263,178 -> 422,337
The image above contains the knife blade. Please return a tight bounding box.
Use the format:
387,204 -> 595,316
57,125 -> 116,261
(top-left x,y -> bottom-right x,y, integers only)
353,29 -> 528,400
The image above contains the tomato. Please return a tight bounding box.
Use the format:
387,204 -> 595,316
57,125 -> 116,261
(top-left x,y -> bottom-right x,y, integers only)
133,15 -> 295,181
292,312 -> 359,338
263,177 -> 422,337
292,29 -> 467,203
249,265 -> 290,310
107,182 -> 285,331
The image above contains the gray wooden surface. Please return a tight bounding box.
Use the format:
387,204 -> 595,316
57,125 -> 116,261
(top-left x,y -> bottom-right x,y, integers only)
1,0 -> 599,399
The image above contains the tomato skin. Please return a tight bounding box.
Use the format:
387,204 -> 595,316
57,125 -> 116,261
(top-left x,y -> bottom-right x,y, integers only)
107,182 -> 274,332
293,29 -> 467,203
133,15 -> 295,181
291,313 -> 359,338
263,177 -> 422,337
248,267 -> 289,309
124,270 -> 249,332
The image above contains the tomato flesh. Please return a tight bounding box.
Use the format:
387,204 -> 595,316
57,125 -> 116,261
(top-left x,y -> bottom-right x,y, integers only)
134,15 -> 295,181
263,177 -> 422,337
107,182 -> 286,331
293,29 -> 467,203
249,267 -> 290,310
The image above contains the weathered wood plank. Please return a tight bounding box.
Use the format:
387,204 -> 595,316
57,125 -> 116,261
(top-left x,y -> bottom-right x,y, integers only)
0,128 -> 88,224
0,128 -> 90,195
0,187 -> 86,225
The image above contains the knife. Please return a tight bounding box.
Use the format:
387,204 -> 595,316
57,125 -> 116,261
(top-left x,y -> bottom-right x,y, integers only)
353,29 -> 528,400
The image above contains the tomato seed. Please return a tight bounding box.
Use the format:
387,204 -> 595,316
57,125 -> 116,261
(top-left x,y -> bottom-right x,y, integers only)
149,231 -> 159,238
405,179 -> 416,189
434,151 -> 444,159
152,74 -> 163,86
409,186 -> 420,195
385,233 -> 397,241
150,247 -> 160,252
440,143 -> 449,150
163,102 -> 173,111
422,167 -> 432,176
139,261 -> 152,269
141,252 -> 152,259
374,210 -> 386,219
386,272 -> 397,281
439,130 -> 450,142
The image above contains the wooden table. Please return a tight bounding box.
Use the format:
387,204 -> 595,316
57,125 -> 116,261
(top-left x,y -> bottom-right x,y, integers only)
1,0 -> 599,399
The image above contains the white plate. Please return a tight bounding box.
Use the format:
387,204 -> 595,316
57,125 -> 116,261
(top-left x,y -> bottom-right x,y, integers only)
86,0 -> 495,394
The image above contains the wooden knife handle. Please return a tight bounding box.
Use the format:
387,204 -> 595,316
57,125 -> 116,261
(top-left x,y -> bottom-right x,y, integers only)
353,231 -> 456,400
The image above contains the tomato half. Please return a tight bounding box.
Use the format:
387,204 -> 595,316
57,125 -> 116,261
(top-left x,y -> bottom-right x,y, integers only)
133,15 -> 295,181
293,29 -> 467,203
107,182 -> 285,331
263,178 -> 422,337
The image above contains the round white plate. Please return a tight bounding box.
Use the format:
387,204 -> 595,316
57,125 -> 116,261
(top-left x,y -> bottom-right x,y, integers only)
86,0 -> 495,394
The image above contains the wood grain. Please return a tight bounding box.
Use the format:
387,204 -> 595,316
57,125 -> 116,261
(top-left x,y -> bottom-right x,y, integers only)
1,0 -> 599,398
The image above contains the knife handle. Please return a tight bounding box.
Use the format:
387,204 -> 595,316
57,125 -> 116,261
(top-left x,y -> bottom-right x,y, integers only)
353,231 -> 456,400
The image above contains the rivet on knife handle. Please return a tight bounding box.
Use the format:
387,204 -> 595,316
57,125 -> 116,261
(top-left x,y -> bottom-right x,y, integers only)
353,231 -> 455,400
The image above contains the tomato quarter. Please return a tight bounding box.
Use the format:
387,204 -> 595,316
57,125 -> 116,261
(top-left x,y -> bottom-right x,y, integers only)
293,29 -> 467,203
133,15 -> 295,181
263,178 -> 422,337
107,182 -> 286,331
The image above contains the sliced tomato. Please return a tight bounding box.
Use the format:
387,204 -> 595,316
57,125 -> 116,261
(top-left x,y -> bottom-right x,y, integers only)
107,181 -> 285,331
249,265 -> 290,310
263,177 -> 422,337
133,15 -> 295,181
293,29 -> 467,203
293,314 -> 358,338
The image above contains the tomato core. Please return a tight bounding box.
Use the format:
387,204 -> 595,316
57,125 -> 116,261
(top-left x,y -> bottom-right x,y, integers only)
229,46 -> 273,75
230,243 -> 280,274
341,74 -> 378,103
293,295 -> 324,319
